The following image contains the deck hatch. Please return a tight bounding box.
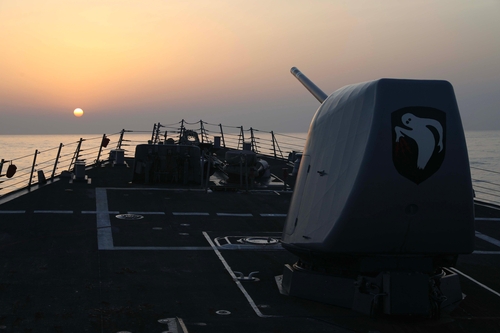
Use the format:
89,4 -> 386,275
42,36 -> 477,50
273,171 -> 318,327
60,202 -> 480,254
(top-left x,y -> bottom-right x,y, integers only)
115,213 -> 144,220
242,237 -> 279,245
213,235 -> 283,250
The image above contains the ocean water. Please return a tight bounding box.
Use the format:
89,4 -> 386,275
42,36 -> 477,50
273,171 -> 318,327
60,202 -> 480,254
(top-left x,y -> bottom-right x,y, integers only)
464,131 -> 500,204
1,131 -> 499,204
0,132 -> 151,196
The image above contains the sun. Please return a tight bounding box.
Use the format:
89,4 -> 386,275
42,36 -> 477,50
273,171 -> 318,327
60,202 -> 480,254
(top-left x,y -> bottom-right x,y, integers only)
73,108 -> 84,117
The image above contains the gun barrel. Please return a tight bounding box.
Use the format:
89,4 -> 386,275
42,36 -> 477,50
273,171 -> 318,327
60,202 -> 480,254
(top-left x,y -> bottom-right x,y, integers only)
290,67 -> 328,103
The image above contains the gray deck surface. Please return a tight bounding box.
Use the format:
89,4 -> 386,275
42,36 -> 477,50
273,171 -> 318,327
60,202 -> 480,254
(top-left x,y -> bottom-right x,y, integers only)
0,163 -> 500,332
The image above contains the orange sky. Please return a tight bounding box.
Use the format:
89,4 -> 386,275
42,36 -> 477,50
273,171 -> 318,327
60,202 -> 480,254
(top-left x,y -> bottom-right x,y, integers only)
1,0 -> 499,133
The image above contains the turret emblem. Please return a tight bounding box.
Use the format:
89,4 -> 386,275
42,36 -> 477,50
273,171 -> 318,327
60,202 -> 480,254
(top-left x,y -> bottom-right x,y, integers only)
392,107 -> 446,184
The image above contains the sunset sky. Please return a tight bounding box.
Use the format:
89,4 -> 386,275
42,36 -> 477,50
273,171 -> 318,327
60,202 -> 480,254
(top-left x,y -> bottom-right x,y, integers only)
1,0 -> 499,134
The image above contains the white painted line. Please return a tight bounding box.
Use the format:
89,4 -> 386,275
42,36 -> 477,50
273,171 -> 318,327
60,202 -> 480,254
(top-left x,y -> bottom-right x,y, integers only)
475,217 -> 500,221
202,231 -> 278,318
96,188 -> 114,250
0,210 -> 25,214
177,317 -> 189,333
173,212 -> 210,216
473,251 -> 500,254
449,267 -> 500,298
82,211 -> 120,214
475,231 -> 500,248
260,214 -> 287,217
475,202 -> 500,211
128,211 -> 165,215
111,246 -> 213,251
216,213 -> 253,217
34,210 -> 73,214
102,187 -> 205,192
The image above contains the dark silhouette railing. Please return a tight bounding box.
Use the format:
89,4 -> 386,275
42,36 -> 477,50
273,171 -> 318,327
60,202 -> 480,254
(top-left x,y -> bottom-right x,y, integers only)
1,120 -> 498,207
0,120 -> 307,197
470,166 -> 500,206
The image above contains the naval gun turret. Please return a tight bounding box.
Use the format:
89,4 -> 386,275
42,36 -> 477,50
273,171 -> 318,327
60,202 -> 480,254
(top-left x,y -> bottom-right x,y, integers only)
280,68 -> 474,317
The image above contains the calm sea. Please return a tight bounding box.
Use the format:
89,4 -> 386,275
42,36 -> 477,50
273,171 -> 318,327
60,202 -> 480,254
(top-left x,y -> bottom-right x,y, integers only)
1,131 -> 499,204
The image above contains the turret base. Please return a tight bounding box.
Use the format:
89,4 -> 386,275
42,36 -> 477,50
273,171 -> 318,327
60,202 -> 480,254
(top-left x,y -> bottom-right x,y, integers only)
277,264 -> 463,317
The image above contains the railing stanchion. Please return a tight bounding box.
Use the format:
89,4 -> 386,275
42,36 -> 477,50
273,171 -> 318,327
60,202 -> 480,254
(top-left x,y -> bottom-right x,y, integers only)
96,134 -> 106,166
154,122 -> 163,144
238,126 -> 245,150
272,133 -> 284,159
69,138 -> 84,171
200,120 -> 204,143
271,131 -> 277,158
250,128 -> 255,152
51,143 -> 63,180
151,123 -> 157,143
117,130 -> 125,149
219,124 -> 226,148
179,119 -> 185,142
0,159 -> 4,176
28,150 -> 38,188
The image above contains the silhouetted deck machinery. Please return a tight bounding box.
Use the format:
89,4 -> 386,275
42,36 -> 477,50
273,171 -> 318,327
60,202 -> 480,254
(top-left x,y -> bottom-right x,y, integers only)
279,68 -> 475,317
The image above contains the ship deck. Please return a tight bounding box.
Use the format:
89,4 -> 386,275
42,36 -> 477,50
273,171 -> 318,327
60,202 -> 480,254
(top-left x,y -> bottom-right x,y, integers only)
0,161 -> 500,332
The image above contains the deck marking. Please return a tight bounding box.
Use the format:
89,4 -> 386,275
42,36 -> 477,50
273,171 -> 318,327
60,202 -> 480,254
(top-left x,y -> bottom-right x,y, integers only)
216,213 -> 253,217
475,217 -> 500,221
34,210 -> 73,214
82,210 -> 119,214
177,317 -> 189,333
0,210 -> 25,214
102,187 -> 206,192
173,212 -> 210,216
260,214 -> 287,217
475,231 -> 500,248
113,246 -> 212,251
202,231 -> 278,318
473,251 -> 500,254
449,267 -> 500,298
475,201 -> 500,211
96,188 -> 114,250
127,211 -> 165,215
